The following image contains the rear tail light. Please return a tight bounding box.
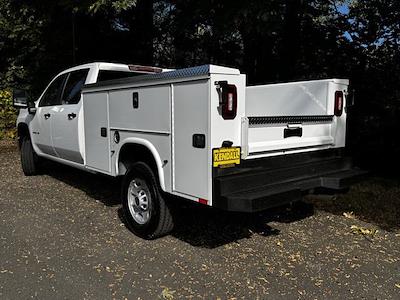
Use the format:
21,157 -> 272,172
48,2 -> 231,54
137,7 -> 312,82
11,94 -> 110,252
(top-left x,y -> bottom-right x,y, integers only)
217,81 -> 237,120
334,91 -> 344,116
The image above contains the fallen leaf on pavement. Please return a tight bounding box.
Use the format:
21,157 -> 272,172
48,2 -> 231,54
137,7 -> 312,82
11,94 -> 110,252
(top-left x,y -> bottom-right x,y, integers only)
161,287 -> 175,300
351,225 -> 378,237
343,211 -> 356,219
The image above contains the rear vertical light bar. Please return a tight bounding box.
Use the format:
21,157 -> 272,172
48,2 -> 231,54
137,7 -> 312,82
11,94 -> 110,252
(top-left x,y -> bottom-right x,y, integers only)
334,91 -> 344,117
218,82 -> 237,120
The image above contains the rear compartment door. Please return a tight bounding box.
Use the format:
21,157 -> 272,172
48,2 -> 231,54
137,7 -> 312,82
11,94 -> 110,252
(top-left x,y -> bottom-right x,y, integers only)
82,92 -> 111,173
172,80 -> 209,199
243,79 -> 348,157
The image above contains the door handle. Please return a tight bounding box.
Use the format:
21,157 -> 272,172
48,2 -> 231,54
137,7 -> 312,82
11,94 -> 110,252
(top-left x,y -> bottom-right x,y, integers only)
68,113 -> 77,120
284,127 -> 303,138
44,113 -> 51,120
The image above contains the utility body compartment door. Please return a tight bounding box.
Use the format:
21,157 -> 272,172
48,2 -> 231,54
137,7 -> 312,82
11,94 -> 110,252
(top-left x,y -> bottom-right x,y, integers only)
172,80 -> 209,200
83,92 -> 111,173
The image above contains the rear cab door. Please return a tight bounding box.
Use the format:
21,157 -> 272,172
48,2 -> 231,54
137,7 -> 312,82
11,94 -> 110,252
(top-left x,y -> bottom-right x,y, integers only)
51,69 -> 90,164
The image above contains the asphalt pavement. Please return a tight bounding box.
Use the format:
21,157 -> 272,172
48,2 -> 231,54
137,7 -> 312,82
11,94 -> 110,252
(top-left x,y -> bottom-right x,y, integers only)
0,141 -> 399,299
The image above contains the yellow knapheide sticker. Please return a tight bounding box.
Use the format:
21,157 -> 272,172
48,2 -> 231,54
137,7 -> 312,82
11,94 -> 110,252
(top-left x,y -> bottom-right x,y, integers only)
213,147 -> 241,167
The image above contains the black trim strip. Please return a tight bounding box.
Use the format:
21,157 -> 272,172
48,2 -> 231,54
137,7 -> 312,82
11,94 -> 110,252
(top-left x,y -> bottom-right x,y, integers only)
248,115 -> 334,125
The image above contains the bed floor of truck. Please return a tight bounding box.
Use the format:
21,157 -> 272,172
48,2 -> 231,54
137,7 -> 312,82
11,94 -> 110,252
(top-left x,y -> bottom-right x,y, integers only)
212,149 -> 366,212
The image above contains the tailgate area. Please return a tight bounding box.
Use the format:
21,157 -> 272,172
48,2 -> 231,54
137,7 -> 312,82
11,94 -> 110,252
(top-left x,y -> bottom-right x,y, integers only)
212,150 -> 366,212
243,79 -> 349,158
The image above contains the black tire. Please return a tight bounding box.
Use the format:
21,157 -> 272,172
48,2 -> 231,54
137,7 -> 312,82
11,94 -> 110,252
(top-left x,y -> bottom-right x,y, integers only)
20,136 -> 39,176
122,162 -> 174,239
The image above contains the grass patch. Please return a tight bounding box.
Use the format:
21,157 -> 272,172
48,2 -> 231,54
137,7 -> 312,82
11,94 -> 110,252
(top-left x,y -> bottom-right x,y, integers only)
0,89 -> 17,140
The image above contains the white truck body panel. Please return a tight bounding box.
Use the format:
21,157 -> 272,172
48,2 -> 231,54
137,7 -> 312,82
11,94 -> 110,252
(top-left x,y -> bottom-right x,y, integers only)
81,65 -> 245,204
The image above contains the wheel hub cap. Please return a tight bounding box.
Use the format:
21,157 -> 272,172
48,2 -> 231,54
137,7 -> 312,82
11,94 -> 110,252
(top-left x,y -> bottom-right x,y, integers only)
127,178 -> 151,225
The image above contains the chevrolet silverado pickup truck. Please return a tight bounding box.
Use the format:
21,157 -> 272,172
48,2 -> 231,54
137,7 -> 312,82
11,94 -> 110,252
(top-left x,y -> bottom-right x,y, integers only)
14,62 -> 364,239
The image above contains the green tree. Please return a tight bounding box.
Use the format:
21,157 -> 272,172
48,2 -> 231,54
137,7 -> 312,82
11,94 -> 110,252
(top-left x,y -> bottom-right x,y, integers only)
343,0 -> 400,166
0,0 -> 44,89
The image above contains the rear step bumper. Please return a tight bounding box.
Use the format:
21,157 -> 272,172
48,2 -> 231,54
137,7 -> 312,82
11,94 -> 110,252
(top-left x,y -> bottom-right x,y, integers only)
212,149 -> 366,213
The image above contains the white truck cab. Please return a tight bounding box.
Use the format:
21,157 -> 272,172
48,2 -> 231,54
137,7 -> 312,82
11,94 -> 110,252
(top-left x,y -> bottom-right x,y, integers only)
17,62 -> 165,169
14,62 -> 364,239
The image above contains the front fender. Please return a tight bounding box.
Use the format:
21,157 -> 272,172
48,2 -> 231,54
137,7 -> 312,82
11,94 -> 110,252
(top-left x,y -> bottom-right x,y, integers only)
16,108 -> 30,127
16,109 -> 35,146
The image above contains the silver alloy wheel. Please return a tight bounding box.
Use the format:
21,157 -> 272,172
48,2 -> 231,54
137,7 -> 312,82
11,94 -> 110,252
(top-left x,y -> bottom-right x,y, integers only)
127,178 -> 151,225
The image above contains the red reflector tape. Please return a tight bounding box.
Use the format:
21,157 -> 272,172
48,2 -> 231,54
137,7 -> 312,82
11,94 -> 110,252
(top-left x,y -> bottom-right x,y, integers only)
198,198 -> 208,205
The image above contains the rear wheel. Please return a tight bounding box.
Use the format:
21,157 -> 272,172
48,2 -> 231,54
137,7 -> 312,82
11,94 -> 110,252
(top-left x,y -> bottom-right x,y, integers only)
20,136 -> 39,176
122,162 -> 174,239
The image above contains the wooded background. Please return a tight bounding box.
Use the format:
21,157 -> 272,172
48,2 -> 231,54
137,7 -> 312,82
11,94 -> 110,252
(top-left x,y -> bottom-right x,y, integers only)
0,0 -> 399,171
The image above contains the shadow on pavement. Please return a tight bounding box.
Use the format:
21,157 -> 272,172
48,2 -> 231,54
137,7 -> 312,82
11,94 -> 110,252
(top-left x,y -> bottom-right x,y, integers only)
40,159 -> 122,207
169,199 -> 314,248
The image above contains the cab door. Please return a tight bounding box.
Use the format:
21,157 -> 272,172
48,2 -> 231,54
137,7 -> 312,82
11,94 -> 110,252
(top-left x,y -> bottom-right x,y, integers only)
51,69 -> 89,164
30,74 -> 67,156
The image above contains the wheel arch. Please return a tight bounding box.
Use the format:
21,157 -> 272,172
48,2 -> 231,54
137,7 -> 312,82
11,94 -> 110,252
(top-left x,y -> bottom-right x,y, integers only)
116,138 -> 166,192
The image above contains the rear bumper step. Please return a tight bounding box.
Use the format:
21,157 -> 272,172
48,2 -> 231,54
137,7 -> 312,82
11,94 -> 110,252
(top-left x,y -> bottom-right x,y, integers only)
212,150 -> 366,213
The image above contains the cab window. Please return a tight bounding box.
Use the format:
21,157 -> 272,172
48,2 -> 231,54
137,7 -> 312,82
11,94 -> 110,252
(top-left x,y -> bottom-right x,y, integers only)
61,69 -> 89,105
39,74 -> 67,107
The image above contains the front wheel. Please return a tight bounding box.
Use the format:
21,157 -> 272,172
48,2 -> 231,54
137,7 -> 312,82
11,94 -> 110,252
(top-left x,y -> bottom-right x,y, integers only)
122,162 -> 174,239
20,136 -> 40,176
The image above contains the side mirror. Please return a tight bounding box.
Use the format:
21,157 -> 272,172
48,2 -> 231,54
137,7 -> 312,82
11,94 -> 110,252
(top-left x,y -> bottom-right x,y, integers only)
12,89 -> 28,108
28,101 -> 37,114
13,89 -> 36,114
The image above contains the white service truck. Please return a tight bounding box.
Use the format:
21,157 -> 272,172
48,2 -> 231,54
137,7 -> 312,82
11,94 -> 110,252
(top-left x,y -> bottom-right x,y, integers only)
14,62 -> 364,239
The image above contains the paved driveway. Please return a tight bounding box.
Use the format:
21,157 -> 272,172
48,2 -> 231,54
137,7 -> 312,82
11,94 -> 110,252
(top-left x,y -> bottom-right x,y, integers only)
0,141 -> 399,299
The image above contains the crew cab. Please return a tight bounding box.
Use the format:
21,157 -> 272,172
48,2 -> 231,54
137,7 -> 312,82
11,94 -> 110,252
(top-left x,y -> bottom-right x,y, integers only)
14,62 -> 364,239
